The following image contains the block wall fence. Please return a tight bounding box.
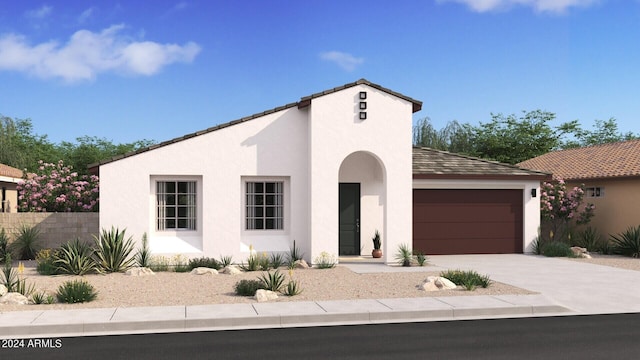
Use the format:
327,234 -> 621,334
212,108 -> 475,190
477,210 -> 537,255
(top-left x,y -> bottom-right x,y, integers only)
0,213 -> 99,250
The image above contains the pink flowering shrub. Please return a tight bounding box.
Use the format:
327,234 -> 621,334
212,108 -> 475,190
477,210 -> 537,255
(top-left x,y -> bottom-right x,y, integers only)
17,160 -> 99,212
540,179 -> 595,242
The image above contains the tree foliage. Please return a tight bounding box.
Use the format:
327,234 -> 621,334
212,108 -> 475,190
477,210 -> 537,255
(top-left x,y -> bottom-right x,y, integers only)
539,180 -> 595,243
413,110 -> 639,164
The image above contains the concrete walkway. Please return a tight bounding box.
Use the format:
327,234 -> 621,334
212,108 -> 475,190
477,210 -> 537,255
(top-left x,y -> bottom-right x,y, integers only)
1,254 -> 637,339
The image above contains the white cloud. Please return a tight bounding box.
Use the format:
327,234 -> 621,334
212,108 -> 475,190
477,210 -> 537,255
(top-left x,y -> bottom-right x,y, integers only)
437,0 -> 599,13
77,7 -> 95,24
320,51 -> 364,71
0,25 -> 201,82
25,5 -> 53,19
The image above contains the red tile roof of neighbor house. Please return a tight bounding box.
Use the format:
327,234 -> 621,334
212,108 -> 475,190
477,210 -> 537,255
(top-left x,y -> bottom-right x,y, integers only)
413,147 -> 552,180
0,163 -> 23,179
517,139 -> 640,181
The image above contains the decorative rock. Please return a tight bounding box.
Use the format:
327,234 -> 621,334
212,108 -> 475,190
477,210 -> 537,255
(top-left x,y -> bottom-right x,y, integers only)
0,284 -> 6,296
125,267 -> 155,276
570,246 -> 592,258
222,266 -> 242,275
190,267 -> 218,275
294,260 -> 309,269
421,276 -> 457,291
0,292 -> 31,305
255,289 -> 278,302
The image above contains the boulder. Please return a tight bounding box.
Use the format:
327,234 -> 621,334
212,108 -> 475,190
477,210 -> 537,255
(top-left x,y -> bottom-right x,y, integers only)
255,289 -> 278,302
222,266 -> 242,275
570,246 -> 591,258
0,284 -> 6,296
125,267 -> 155,276
0,292 -> 31,305
293,260 -> 309,269
421,276 -> 457,291
190,267 -> 218,275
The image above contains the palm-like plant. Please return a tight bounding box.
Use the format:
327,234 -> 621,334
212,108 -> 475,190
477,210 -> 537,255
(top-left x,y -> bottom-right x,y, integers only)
55,238 -> 96,275
134,232 -> 151,268
395,243 -> 413,267
94,227 -> 136,273
10,224 -> 42,260
611,226 -> 640,258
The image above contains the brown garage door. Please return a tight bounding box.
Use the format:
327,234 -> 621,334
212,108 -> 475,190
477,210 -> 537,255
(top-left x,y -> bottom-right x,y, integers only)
413,189 -> 523,255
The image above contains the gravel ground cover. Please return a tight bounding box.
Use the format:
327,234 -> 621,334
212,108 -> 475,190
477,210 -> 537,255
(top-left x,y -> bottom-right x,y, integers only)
0,263 -> 532,312
567,254 -> 640,271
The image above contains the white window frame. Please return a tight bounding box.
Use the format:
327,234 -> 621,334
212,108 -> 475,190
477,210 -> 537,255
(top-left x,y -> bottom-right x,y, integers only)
242,177 -> 289,234
151,176 -> 202,235
586,186 -> 604,198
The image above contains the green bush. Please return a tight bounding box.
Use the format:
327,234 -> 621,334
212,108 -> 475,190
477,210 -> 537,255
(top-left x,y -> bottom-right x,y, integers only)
0,228 -> 9,264
10,224 -> 42,260
239,253 -> 262,272
188,257 -> 221,270
94,227 -> 136,273
611,226 -> 640,258
541,241 -> 575,257
574,227 -> 603,253
134,232 -> 151,268
234,279 -> 265,296
258,270 -> 285,292
269,253 -> 286,269
31,291 -> 55,304
55,238 -> 96,275
414,250 -> 427,266
440,269 -> 492,289
56,279 -> 98,303
36,249 -> 60,275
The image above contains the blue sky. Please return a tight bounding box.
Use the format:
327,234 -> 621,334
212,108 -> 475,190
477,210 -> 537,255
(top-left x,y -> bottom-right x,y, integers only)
0,0 -> 639,144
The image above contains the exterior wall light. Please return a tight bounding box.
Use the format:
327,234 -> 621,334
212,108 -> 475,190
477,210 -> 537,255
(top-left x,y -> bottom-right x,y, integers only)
531,188 -> 537,198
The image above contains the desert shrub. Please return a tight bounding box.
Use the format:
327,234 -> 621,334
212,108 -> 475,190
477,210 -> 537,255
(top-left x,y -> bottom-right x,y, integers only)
313,252 -> 337,269
36,248 -> 60,275
172,254 -> 190,272
283,279 -> 302,296
188,257 -> 221,270
395,243 -> 413,267
258,270 -> 285,292
440,269 -> 492,289
531,237 -> 544,255
287,240 -> 304,265
611,226 -> 640,258
94,227 -> 136,273
10,224 -> 42,260
0,228 -> 10,264
55,238 -> 96,275
414,250 -> 427,266
573,227 -> 603,253
269,253 -> 285,269
234,279 -> 265,296
134,232 -> 151,268
239,254 -> 260,272
31,291 -> 55,304
541,241 -> 575,257
219,255 -> 233,268
149,255 -> 170,272
56,279 -> 98,303
1,254 -> 35,296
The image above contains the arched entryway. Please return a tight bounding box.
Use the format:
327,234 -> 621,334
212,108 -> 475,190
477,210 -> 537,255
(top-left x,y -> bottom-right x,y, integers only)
338,151 -> 386,256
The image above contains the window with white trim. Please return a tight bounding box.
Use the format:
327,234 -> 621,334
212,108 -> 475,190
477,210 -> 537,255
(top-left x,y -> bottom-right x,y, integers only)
586,187 -> 604,198
156,181 -> 197,231
246,181 -> 284,230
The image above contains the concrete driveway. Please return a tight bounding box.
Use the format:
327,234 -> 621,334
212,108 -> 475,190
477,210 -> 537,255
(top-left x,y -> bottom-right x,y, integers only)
423,254 -> 640,314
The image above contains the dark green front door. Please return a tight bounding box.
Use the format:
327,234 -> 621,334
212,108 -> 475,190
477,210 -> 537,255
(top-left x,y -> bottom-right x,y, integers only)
339,183 -> 360,255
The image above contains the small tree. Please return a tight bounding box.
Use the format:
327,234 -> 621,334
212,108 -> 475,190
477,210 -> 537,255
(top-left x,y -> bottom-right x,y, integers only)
540,179 -> 595,242
17,160 -> 99,212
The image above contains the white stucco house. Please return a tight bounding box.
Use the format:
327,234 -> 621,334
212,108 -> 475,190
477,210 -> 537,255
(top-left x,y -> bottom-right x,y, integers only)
92,79 -> 548,264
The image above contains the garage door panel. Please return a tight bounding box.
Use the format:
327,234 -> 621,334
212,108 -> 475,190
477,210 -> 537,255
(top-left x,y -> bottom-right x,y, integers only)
413,189 -> 523,255
413,221 -> 523,239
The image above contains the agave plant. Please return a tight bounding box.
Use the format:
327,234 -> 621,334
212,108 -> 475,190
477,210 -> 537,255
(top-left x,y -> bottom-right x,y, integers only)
55,238 -> 96,275
395,243 -> 413,267
10,224 -> 42,260
611,226 -> 640,258
94,227 -> 136,273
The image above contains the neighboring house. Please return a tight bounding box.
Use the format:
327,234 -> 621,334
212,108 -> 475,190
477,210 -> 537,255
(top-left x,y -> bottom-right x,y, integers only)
518,139 -> 640,239
0,163 -> 23,213
93,79 -> 545,263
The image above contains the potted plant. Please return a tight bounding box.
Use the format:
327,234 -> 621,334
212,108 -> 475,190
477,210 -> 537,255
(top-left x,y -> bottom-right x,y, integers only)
372,230 -> 382,258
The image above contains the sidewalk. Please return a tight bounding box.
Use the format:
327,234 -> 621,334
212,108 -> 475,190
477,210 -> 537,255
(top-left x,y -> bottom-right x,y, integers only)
6,253 -> 636,339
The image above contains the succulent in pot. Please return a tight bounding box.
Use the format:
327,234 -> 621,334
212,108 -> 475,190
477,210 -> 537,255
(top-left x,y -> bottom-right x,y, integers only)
372,230 -> 382,258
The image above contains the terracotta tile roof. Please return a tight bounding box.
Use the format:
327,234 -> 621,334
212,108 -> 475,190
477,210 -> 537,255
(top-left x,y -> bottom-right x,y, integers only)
0,163 -> 23,179
517,139 -> 640,180
89,79 -> 422,171
413,147 -> 551,180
